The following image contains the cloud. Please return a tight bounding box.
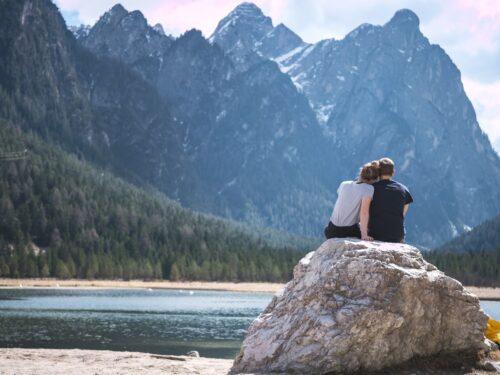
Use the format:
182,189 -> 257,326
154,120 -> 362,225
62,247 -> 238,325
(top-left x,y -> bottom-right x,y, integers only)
54,0 -> 500,154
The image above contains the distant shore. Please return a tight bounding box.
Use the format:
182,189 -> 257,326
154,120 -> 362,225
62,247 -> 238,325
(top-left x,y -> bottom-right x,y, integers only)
0,278 -> 499,299
0,278 -> 283,294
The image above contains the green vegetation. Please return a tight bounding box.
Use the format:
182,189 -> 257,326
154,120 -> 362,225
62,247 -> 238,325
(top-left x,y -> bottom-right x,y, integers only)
423,215 -> 500,286
0,121 -> 310,282
423,248 -> 500,287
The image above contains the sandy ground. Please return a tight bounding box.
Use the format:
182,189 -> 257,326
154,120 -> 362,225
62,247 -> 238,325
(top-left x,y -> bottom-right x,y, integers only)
464,287 -> 500,301
0,348 -> 233,375
0,278 -> 283,293
0,348 -> 499,375
1,279 -> 499,299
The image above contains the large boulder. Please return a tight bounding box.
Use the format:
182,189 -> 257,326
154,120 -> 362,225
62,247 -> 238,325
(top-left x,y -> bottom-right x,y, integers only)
232,239 -> 488,374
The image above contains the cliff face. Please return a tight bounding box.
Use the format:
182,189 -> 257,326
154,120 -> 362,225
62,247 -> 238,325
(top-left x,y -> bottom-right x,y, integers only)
3,0 -> 499,247
74,3 -> 500,246
271,9 -> 500,244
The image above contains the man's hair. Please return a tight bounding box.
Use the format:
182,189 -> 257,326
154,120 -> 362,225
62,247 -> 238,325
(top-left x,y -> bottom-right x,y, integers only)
378,157 -> 395,176
359,160 -> 380,182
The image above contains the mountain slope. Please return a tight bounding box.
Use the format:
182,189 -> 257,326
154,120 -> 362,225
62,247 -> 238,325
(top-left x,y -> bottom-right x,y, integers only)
79,4 -> 338,236
423,214 -> 500,286
0,0 -> 192,199
3,0 -> 500,248
210,4 -> 500,246
0,120 -> 308,281
436,214 -> 500,252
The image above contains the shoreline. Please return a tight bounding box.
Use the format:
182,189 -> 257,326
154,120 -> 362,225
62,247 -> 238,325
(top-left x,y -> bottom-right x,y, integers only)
0,278 -> 499,299
0,348 -> 233,375
0,278 -> 283,294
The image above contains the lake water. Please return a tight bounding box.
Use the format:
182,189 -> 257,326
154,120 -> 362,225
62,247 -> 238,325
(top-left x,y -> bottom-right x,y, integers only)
0,288 -> 498,359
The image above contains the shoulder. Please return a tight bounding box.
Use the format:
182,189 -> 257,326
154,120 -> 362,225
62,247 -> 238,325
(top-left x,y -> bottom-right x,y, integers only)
357,182 -> 374,196
394,180 -> 410,192
358,182 -> 374,192
339,180 -> 353,188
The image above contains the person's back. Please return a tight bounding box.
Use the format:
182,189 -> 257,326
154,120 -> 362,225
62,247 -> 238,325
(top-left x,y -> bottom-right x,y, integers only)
368,158 -> 413,242
325,161 -> 379,240
331,180 -> 373,227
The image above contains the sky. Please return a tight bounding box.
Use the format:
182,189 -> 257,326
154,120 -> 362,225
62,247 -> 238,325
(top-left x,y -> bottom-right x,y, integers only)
55,0 -> 500,155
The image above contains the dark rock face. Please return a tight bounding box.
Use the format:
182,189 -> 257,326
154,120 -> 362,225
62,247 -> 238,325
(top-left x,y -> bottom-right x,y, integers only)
4,0 -> 500,247
79,4 -> 173,82
208,2 -> 273,70
256,23 -> 305,59
0,0 -> 186,197
209,4 -> 500,246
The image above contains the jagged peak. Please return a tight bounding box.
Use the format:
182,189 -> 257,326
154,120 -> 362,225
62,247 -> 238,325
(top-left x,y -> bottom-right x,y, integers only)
210,1 -> 273,40
109,3 -> 128,17
272,23 -> 301,38
96,3 -> 128,26
344,22 -> 377,40
177,29 -> 206,44
128,10 -> 146,20
387,9 -> 420,29
231,2 -> 265,17
153,23 -> 165,36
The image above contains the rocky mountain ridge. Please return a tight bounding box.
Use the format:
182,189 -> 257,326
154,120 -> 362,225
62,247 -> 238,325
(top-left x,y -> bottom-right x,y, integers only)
18,1 -> 500,246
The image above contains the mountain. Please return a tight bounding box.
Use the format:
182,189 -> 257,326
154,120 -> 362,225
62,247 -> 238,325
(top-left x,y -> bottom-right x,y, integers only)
436,214 -> 500,252
2,0 -> 500,248
423,214 -> 500,286
0,0 -> 193,200
209,2 -> 305,68
209,4 -> 500,246
79,4 -> 173,83
0,119 -> 307,281
78,4 -> 337,236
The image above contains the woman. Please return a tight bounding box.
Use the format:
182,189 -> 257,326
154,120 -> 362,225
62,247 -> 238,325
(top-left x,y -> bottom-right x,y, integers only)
324,161 -> 379,240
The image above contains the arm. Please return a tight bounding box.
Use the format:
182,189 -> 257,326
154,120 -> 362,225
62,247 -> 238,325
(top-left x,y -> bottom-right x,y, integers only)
403,204 -> 410,216
360,197 -> 373,241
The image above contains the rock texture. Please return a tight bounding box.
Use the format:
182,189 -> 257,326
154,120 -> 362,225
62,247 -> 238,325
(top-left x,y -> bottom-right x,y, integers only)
232,239 -> 488,374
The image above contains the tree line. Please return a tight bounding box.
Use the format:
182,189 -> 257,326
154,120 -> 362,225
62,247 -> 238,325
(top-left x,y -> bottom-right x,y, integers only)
0,121 -> 309,282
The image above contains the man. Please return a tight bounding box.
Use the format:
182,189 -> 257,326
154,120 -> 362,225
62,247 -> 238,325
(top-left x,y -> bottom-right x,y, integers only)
368,157 -> 413,243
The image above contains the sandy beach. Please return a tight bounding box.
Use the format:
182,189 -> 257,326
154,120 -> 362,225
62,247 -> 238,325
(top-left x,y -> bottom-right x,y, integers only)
1,278 -> 500,299
0,348 -> 233,375
0,278 -> 283,293
0,348 -> 498,375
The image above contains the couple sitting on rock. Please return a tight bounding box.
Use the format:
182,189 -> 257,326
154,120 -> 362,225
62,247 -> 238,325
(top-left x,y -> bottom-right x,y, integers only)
325,157 -> 413,243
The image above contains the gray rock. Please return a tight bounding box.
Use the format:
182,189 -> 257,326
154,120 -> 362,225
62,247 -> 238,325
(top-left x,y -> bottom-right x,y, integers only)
186,350 -> 200,358
482,338 -> 500,352
232,239 -> 488,374
482,361 -> 500,372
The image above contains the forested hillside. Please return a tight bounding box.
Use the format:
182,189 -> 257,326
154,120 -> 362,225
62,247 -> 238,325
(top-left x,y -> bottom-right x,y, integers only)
0,121 -> 310,282
423,249 -> 500,287
422,215 -> 500,286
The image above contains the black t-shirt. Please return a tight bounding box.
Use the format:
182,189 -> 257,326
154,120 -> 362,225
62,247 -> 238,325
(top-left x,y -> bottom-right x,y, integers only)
368,179 -> 413,242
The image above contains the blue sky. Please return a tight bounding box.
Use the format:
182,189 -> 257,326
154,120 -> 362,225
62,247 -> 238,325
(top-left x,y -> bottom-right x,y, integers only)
55,0 -> 500,154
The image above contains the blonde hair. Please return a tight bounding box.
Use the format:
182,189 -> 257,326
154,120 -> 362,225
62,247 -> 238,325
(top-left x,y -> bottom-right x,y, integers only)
358,160 -> 380,183
378,157 -> 395,177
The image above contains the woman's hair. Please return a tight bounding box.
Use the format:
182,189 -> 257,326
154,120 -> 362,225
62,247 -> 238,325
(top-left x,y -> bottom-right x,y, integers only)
358,160 -> 380,183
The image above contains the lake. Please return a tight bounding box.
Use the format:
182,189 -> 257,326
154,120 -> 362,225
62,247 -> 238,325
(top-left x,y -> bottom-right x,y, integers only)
0,288 -> 498,359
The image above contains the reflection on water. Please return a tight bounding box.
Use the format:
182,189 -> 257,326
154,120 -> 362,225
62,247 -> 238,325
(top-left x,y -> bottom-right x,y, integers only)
0,288 -> 272,359
0,288 -> 498,359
